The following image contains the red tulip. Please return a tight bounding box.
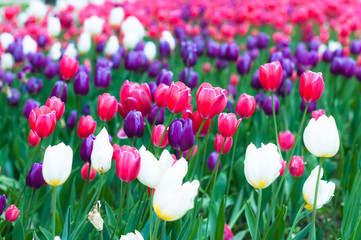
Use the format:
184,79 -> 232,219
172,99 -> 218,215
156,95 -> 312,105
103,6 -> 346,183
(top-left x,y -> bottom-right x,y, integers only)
278,130 -> 295,151
289,156 -> 306,177
182,104 -> 193,120
29,106 -> 56,138
154,84 -> 169,108
218,113 -> 241,138
230,74 -> 240,86
259,61 -> 283,92
28,129 -> 41,147
118,80 -> 152,118
115,145 -> 141,182
112,144 -> 121,161
236,93 -> 256,118
45,96 -> 65,121
312,109 -> 326,120
98,93 -> 118,122
152,125 -> 168,148
299,70 -> 324,103
279,159 -> 287,176
81,162 -> 96,181
5,205 -> 20,222
189,110 -> 212,137
196,83 -> 227,119
214,134 -> 233,154
77,115 -> 97,138
59,55 -> 79,81
166,82 -> 192,114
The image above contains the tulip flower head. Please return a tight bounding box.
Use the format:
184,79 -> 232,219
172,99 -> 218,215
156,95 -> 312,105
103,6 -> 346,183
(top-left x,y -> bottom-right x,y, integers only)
303,115 -> 339,158
81,162 -> 96,181
28,129 -> 41,147
166,82 -> 192,114
115,145 -> 141,182
214,134 -> 233,154
236,93 -> 256,118
244,143 -> 282,189
5,205 -> 20,222
189,110 -> 212,137
224,224 -> 234,240
42,142 -> 73,186
26,162 -> 45,189
123,111 -> 144,139
152,125 -> 169,148
153,158 -> 199,221
278,130 -> 295,151
98,93 -> 118,122
77,115 -> 97,139
312,109 -> 326,120
45,96 -> 65,121
88,201 -> 103,231
279,159 -> 287,176
0,195 -> 6,215
303,166 -> 335,210
196,83 -> 227,119
154,84 -> 169,108
289,156 -> 306,177
299,70 -> 324,103
168,119 -> 195,152
29,106 -> 56,138
259,61 -> 283,92
218,113 -> 241,138
91,128 -> 113,173
59,55 -> 79,81
120,230 -> 144,240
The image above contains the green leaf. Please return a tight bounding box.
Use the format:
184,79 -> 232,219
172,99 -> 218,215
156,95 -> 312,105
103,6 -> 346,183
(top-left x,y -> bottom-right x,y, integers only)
33,231 -> 41,240
13,219 -> 25,240
214,197 -> 226,240
61,206 -> 71,240
245,201 -> 260,240
105,201 -> 116,228
40,226 -> 53,240
264,205 -> 286,240
293,224 -> 311,240
352,216 -> 361,240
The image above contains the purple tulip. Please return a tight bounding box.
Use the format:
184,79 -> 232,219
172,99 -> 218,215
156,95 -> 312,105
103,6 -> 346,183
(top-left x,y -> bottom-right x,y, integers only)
23,99 -> 40,118
148,105 -> 165,125
74,71 -> 90,95
156,69 -> 173,86
7,88 -> 20,107
263,95 -> 280,116
206,40 -> 219,58
0,195 -> 6,215
178,67 -> 199,89
26,162 -> 45,189
80,134 -> 96,163
159,40 -> 171,58
148,60 -> 162,78
27,77 -> 43,94
257,32 -> 269,49
237,54 -> 251,75
51,81 -> 68,102
94,67 -> 111,89
207,152 -> 221,172
124,111 -> 144,138
226,42 -> 239,61
66,110 -> 77,129
168,118 -> 195,152
251,70 -> 262,90
350,40 -> 361,55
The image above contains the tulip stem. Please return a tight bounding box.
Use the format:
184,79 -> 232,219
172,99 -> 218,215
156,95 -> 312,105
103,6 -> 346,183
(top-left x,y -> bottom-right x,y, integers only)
131,138 -> 135,147
99,121 -> 105,132
24,189 -> 36,228
155,113 -> 174,157
287,203 -> 305,240
95,173 -> 104,201
14,185 -> 26,206
198,119 -> 214,180
271,93 -> 283,158
76,162 -> 92,222
254,188 -> 262,240
309,158 -> 323,240
225,125 -> 240,204
152,217 -> 161,240
149,189 -> 154,239
111,182 -> 126,240
52,186 -> 57,237
111,119 -> 124,144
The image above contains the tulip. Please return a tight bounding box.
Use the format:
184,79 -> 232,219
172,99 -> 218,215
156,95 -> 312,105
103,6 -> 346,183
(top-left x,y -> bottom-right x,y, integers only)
207,152 -> 221,172
236,54 -> 251,75
289,156 -> 306,177
5,205 -> 20,222
29,106 -> 57,138
28,129 -> 41,147
26,162 -> 45,189
84,16 -> 104,35
1,53 -> 14,70
0,32 -> 14,50
152,125 -> 169,148
45,96 -> 65,121
98,93 -> 118,122
77,115 -> 97,139
157,69 -> 173,86
278,131 -> 295,151
123,111 -> 144,139
120,230 -> 144,240
47,16 -> 61,37
109,7 -> 124,27
81,163 -> 96,181
218,113 -> 241,138
51,81 -> 68,102
214,134 -> 233,154
73,71 -> 90,96
78,32 -> 92,55
279,159 -> 287,176
303,166 -> 335,210
263,95 -> 280,116
27,77 -> 43,94
166,82 -> 192,114
154,84 -> 169,108
178,68 -> 199,89
60,55 -> 79,81
303,115 -> 339,158
80,134 -> 96,163
299,71 -> 324,103
236,93 -> 256,118
144,41 -> 157,61
66,110 -> 77,129
94,67 -> 111,89
43,143 -> 73,186
196,83 -> 228,119
7,89 -> 20,107
168,119 -> 195,152
153,158 -> 199,221
114,146 -> 141,182
224,224 -> 234,240
91,128 -> 113,173
88,201 -> 103,231
104,36 -> 119,56
244,143 -> 281,189
23,35 -> 37,55
148,105 -> 165,125
0,195 -> 5,215
189,111 -> 212,137
312,109 -> 326,120
259,61 -> 283,92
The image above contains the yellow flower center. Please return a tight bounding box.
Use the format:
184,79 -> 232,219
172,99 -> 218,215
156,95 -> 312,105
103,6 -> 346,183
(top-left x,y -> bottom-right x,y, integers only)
154,204 -> 177,221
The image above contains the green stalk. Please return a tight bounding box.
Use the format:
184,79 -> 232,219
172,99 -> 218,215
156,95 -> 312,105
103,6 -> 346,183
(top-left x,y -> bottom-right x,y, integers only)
271,93 -> 283,158
111,182 -> 126,240
52,187 -> 57,237
186,119 -> 207,159
149,190 -> 154,240
287,203 -> 305,240
254,189 -> 263,240
152,217 -> 161,240
198,119 -> 213,179
24,189 -> 36,228
76,162 -> 92,222
111,118 -> 124,144
95,173 -> 104,201
155,113 -> 174,157
14,185 -> 26,206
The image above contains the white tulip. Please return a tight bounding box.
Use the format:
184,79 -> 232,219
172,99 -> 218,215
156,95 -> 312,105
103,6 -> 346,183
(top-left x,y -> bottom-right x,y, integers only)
120,230 -> 144,240
1,53 -> 14,71
84,16 -> 104,36
50,42 -> 62,61
153,158 -> 199,221
104,35 -> 119,56
109,7 -> 124,27
91,128 -> 113,173
17,12 -> 29,28
121,16 -> 145,39
144,41 -> 157,61
303,115 -> 339,158
78,32 -> 92,55
160,31 -> 176,50
26,0 -> 47,19
23,35 -> 37,55
0,32 -> 14,50
48,16 -> 61,37
328,40 -> 342,52
318,44 -> 327,55
244,143 -> 282,189
64,43 -> 77,58
303,166 -> 335,210
122,32 -> 142,50
137,146 -> 174,189
42,142 -> 73,186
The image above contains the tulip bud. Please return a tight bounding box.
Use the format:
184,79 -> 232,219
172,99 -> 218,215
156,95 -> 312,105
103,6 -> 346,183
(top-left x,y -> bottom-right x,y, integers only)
166,82 -> 192,114
5,205 -> 20,222
73,71 -> 90,96
278,131 -> 295,151
29,106 -> 57,138
124,111 -> 144,139
236,93 -> 256,118
207,152 -> 221,172
168,119 -> 195,152
230,74 -> 240,86
152,125 -> 168,148
279,159 -> 287,176
154,84 -> 169,108
91,128 -> 113,173
60,55 -> 79,81
218,113 -> 241,138
28,129 -> 41,147
115,146 -> 141,182
26,162 -> 45,189
0,195 -> 6,215
224,224 -> 234,240
98,93 -> 118,122
159,40 -> 171,58
88,201 -> 104,231
156,69 -> 173,86
81,162 -> 96,181
196,83 -> 227,119
77,115 -> 97,139
289,156 -> 306,177
51,81 -> 68,103
45,96 -> 65,121
26,76 -> 43,94
312,109 -> 326,120
299,71 -> 324,103
109,7 -> 124,26
214,134 -> 233,154
259,61 -> 283,92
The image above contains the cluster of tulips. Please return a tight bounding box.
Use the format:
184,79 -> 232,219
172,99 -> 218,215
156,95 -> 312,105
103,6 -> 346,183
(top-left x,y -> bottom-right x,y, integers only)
1,0 -> 361,239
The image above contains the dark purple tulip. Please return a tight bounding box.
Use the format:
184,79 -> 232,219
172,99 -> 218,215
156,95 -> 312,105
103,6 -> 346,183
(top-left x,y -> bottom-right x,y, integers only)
193,36 -> 204,56
207,152 -> 221,172
216,59 -> 228,70
96,42 -> 106,53
44,61 -> 58,79
124,111 -> 144,138
308,39 -> 321,51
74,71 -> 90,95
66,110 -> 77,129
135,41 -> 146,51
251,70 -> 262,90
23,99 -> 40,118
96,58 -> 113,70
228,83 -> 237,99
26,162 -> 45,189
330,57 -> 343,75
111,50 -> 123,69
7,88 -> 20,106
300,100 -> 316,113
236,54 -> 251,75
175,26 -> 187,41
178,68 -> 199,89
94,67 -> 111,89
269,52 -> 283,63
297,66 -> 306,76
356,67 -> 361,82
281,58 -> 294,77
333,48 -> 343,58
350,40 -> 361,55
281,47 -> 291,59
278,78 -> 292,97
51,81 -> 68,102
227,100 -> 234,112
159,40 -> 171,59
27,77 -> 43,94
296,50 -> 309,66
168,118 -> 195,152
206,40 -> 219,58
226,42 -> 239,61
322,48 -> 333,62
156,69 -> 173,86
148,105 -> 165,125
246,35 -> 258,50
249,48 -> 259,60
257,32 -> 269,49
82,102 -> 91,115
218,43 -> 228,60
13,44 -> 24,62
342,57 -> 356,78
135,51 -> 149,73
78,65 -> 91,74
148,81 -> 157,100
181,41 -> 197,67
125,51 -> 138,71
30,52 -> 46,72
263,95 -> 280,115
37,34 -> 47,48
2,71 -> 15,86
148,60 -> 162,78
0,195 -> 5,215
80,134 -> 96,162
308,50 -> 318,67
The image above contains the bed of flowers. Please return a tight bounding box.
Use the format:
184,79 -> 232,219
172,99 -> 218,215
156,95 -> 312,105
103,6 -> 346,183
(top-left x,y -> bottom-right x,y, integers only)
0,0 -> 361,239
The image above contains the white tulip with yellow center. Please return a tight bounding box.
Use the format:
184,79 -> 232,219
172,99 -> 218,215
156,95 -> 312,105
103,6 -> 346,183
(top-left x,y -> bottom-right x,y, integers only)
91,128 -> 113,173
244,143 -> 282,189
153,158 -> 199,221
303,115 -> 339,158
302,166 -> 335,210
42,142 -> 73,186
